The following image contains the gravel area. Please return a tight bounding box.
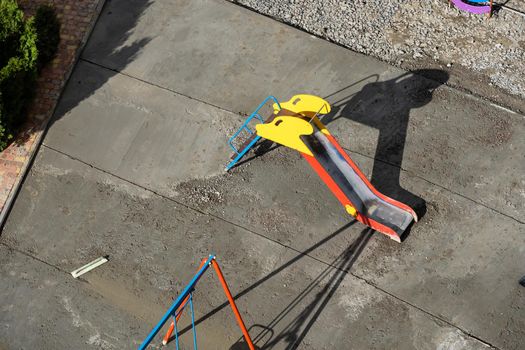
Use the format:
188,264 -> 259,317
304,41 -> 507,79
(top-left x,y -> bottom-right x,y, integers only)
231,0 -> 525,110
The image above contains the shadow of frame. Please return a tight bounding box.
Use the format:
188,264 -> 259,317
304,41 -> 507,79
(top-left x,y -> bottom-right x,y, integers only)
321,69 -> 450,222
252,228 -> 373,350
172,222 -> 363,346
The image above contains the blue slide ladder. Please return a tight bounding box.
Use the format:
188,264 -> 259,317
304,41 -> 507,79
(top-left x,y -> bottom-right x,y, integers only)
225,96 -> 281,171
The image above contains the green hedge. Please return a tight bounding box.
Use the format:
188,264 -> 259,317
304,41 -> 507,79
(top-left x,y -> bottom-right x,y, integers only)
0,0 -> 60,150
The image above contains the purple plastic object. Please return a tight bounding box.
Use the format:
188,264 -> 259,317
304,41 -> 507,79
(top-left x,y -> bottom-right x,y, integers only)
450,0 -> 491,14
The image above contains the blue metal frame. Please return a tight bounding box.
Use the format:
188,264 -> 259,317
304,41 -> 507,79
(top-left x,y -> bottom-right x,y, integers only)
225,96 -> 281,171
138,255 -> 215,350
189,293 -> 198,349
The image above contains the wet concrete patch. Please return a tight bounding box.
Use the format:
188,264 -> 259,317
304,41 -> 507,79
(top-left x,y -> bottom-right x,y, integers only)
0,246 -> 148,350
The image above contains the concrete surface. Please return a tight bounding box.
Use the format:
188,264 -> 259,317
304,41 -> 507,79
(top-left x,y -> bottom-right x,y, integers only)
81,0 -> 524,221
1,0 -> 524,349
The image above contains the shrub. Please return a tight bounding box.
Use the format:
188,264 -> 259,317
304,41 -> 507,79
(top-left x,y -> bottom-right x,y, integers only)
0,1 -> 60,150
35,4 -> 60,67
0,0 -> 38,149
0,0 -> 23,67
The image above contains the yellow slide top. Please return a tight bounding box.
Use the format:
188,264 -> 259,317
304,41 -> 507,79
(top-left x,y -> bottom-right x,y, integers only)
256,94 -> 332,156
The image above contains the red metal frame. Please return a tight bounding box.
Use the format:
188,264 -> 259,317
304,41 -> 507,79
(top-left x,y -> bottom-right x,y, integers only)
162,258 -> 255,350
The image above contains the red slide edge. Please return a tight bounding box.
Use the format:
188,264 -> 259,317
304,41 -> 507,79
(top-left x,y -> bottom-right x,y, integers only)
325,134 -> 418,222
302,153 -> 402,242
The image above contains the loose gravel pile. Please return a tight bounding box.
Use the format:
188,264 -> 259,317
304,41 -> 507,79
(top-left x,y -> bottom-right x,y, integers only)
232,0 -> 525,101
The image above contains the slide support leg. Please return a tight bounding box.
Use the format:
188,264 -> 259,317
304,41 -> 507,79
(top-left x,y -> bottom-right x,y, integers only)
211,260 -> 256,350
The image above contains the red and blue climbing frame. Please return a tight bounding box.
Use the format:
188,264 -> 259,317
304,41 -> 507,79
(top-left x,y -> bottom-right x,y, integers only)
138,255 -> 255,350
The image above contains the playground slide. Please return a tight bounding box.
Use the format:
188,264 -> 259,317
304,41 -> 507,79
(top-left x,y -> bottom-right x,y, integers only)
227,94 -> 417,242
300,123 -> 417,241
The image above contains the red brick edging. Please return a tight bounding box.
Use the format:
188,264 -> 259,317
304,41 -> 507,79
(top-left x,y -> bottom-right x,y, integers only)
0,0 -> 106,224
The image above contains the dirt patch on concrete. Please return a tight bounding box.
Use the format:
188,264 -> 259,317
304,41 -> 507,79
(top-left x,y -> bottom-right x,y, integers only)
470,113 -> 513,148
174,176 -> 229,207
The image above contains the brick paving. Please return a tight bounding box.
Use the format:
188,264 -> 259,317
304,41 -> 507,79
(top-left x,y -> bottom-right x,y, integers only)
0,0 -> 105,218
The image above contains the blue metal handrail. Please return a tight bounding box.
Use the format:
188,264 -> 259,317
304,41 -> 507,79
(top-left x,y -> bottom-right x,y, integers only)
225,95 -> 281,171
227,113 -> 264,155
170,291 -> 197,350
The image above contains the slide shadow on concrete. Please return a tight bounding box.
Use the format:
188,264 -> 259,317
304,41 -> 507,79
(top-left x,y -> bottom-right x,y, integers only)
322,69 -> 450,223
